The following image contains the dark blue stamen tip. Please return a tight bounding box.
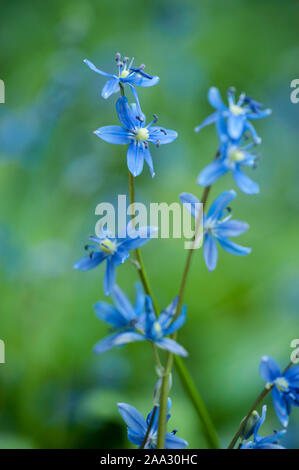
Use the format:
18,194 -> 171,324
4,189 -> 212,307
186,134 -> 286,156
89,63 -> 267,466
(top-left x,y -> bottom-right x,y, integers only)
227,86 -> 235,95
153,114 -> 158,123
160,128 -> 167,135
136,115 -> 144,122
89,251 -> 94,259
227,206 -> 232,213
171,429 -> 178,435
84,244 -> 89,250
115,52 -> 121,61
123,56 -> 129,63
156,140 -> 160,147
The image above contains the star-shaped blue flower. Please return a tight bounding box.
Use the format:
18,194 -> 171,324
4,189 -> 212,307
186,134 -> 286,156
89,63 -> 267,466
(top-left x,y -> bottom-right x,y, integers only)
94,96 -> 178,177
93,287 -> 187,357
195,87 -> 271,144
84,53 -> 159,99
241,405 -> 286,449
260,356 -> 299,427
118,398 -> 188,449
74,224 -> 157,296
180,190 -> 251,271
197,118 -> 260,194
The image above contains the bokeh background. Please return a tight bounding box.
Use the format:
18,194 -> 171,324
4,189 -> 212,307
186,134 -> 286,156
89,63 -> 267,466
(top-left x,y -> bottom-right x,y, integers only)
0,0 -> 298,449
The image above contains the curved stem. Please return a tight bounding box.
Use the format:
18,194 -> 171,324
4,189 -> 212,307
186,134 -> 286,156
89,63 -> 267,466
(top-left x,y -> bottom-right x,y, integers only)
227,361 -> 293,449
157,183 -> 217,449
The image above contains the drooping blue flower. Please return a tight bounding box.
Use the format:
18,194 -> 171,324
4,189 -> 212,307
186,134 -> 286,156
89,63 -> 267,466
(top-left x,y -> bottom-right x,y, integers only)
84,53 -> 159,99
93,289 -> 187,357
195,87 -> 271,144
260,356 -> 299,427
180,190 -> 251,272
241,405 -> 286,449
118,398 -> 188,449
197,118 -> 260,194
94,96 -> 178,177
74,224 -> 157,296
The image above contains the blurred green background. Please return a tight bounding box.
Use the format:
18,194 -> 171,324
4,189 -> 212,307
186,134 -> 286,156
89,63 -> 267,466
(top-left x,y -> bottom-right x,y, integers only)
0,0 -> 299,449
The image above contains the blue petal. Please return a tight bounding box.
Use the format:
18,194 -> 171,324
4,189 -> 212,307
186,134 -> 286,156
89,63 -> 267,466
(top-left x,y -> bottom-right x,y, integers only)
121,226 -> 158,251
259,356 -> 281,383
165,433 -> 188,449
180,192 -> 201,219
134,282 -> 145,317
253,405 -> 267,440
285,366 -> 299,387
94,331 -> 145,353
247,108 -> 272,120
127,429 -> 144,445
116,96 -> 136,130
195,112 -> 218,133
164,306 -> 187,336
117,403 -> 147,434
208,87 -> 226,110
207,190 -> 236,221
259,430 -> 286,446
216,220 -> 249,237
112,285 -> 136,322
93,332 -> 125,354
73,251 -> 106,271
127,141 -> 145,177
83,59 -> 116,78
94,301 -> 128,328
103,257 -> 116,296
126,74 -> 160,87
101,78 -> 120,99
197,159 -> 229,186
203,233 -> 218,271
217,237 -> 251,256
158,297 -> 178,330
144,146 -> 155,177
272,387 -> 289,427
227,114 -> 245,140
94,125 -> 131,144
144,295 -> 157,337
155,338 -> 188,357
233,167 -> 259,194
148,128 -> 178,145
245,121 -> 262,144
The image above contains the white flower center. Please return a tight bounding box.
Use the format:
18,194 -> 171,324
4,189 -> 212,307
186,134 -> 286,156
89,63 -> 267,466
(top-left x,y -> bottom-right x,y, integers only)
275,377 -> 289,392
99,238 -> 116,254
120,69 -> 130,78
136,127 -> 149,141
230,104 -> 245,116
229,149 -> 245,162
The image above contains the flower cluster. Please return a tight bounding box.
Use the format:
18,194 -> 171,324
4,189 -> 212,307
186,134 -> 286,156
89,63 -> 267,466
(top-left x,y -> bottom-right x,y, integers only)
76,51 -> 295,450
76,53 -> 186,448
196,87 -> 271,194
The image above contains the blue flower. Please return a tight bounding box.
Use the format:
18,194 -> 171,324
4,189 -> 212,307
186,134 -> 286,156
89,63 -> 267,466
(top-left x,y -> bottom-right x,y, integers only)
198,118 -> 260,194
195,87 -> 271,144
94,96 -> 178,177
241,405 -> 286,449
260,356 -> 299,427
84,53 -> 159,100
180,190 -> 251,272
74,224 -> 157,296
93,289 -> 188,357
118,399 -> 188,449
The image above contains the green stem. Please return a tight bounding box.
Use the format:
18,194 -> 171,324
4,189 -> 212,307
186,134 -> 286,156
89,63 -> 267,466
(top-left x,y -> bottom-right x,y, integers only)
227,361 -> 294,449
128,171 -> 160,314
157,184 -> 217,449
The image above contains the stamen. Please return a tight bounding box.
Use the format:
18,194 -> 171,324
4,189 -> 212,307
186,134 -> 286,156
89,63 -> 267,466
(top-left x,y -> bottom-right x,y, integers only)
115,52 -> 121,62
171,429 -> 178,435
156,140 -> 160,147
160,128 -> 167,135
123,56 -> 129,63
136,115 -> 144,123
89,251 -> 94,259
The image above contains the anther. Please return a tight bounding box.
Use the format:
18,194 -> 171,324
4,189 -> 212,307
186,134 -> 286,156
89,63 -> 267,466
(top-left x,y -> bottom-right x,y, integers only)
136,115 -> 144,123
84,244 -> 89,251
89,251 -> 94,259
160,128 -> 167,135
123,56 -> 129,63
227,206 -> 232,213
228,86 -> 236,95
139,64 -> 145,70
153,114 -> 158,122
171,429 -> 178,435
156,140 -> 160,147
115,52 -> 121,61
